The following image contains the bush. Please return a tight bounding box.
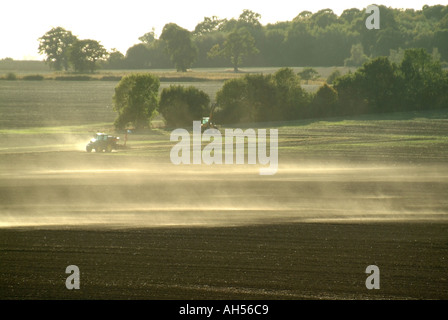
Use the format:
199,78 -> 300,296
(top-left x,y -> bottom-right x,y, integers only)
5,72 -> 17,80
23,74 -> 44,81
159,85 -> 210,127
55,75 -> 92,81
101,75 -> 122,81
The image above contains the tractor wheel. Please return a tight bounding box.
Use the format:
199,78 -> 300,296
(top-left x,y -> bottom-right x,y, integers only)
86,146 -> 92,153
106,144 -> 113,153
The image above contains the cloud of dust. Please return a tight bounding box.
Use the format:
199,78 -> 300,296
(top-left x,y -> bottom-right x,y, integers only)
1,159 -> 447,229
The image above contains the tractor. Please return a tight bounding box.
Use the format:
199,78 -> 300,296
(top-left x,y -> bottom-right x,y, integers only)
86,133 -> 121,153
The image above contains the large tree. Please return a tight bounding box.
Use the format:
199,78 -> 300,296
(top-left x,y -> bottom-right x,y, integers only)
159,85 -> 210,127
160,23 -> 197,72
38,27 -> 77,71
208,28 -> 259,72
70,39 -> 107,73
113,74 -> 160,130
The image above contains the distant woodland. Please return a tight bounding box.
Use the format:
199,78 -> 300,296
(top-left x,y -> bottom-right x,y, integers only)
31,5 -> 448,72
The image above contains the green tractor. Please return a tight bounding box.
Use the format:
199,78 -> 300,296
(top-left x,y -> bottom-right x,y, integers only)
86,133 -> 121,153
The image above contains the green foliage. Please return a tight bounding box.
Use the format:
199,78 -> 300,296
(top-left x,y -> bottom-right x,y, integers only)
5,72 -> 17,80
160,23 -> 198,72
215,68 -> 309,124
139,28 -> 157,44
113,73 -> 160,130
344,44 -> 369,67
54,75 -> 92,81
97,6 -> 448,69
124,44 -> 151,69
38,27 -> 77,71
208,28 -> 259,72
102,49 -> 126,69
70,39 -> 107,73
297,67 -> 319,83
326,69 -> 342,84
22,74 -> 44,81
159,85 -> 210,127
310,83 -> 339,118
335,57 -> 400,114
399,48 -> 447,109
389,48 -> 405,64
334,48 -> 448,116
272,67 -> 310,119
193,16 -> 227,36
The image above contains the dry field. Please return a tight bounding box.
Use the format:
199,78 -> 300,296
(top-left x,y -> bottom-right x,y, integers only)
0,80 -> 447,300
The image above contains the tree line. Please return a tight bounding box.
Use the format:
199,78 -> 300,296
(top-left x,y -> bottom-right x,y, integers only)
113,48 -> 448,130
38,5 -> 448,72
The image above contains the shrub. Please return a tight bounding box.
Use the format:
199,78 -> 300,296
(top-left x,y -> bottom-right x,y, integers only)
6,72 -> 17,80
55,75 -> 92,81
23,74 -> 44,81
100,75 -> 122,81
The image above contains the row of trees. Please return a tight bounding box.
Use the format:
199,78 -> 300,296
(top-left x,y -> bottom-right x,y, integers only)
38,27 -> 107,72
113,48 -> 448,130
38,5 -> 448,72
113,74 -> 210,129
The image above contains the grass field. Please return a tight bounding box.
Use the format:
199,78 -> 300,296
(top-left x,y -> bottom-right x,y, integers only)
0,77 -> 447,300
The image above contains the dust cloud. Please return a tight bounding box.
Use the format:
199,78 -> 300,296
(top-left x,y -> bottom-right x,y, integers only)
1,151 -> 447,228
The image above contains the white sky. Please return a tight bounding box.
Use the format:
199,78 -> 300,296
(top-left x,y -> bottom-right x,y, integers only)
0,0 -> 444,60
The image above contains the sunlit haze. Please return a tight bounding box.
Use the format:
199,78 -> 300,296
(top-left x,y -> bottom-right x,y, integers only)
0,0 -> 444,60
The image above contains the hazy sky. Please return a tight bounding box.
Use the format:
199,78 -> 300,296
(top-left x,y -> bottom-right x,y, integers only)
1,0 -> 444,60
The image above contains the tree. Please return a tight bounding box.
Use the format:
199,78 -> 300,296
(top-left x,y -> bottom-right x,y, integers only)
310,9 -> 338,29
193,16 -> 226,36
139,28 -> 157,44
298,67 -> 319,83
356,57 -> 399,112
113,74 -> 160,130
70,39 -> 107,73
272,68 -> 310,119
344,43 -> 369,66
103,49 -> 125,69
216,70 -> 310,124
38,27 -> 77,71
327,69 -> 342,84
159,85 -> 210,127
160,23 -> 197,72
310,84 -> 339,118
399,48 -> 446,109
208,28 -> 259,72
237,9 -> 262,29
339,8 -> 362,24
124,44 -> 151,69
